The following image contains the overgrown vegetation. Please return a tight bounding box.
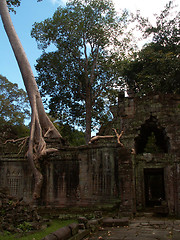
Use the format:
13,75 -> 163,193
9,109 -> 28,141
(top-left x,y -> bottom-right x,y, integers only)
121,1 -> 180,95
0,74 -> 30,143
144,132 -> 162,153
0,219 -> 75,240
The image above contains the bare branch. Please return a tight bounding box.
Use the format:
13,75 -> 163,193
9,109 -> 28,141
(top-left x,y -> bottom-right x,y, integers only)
89,135 -> 114,144
89,128 -> 124,146
112,128 -> 124,146
45,148 -> 58,154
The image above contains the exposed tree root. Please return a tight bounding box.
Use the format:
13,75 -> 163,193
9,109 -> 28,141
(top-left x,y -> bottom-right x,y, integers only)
3,136 -> 28,145
27,97 -> 62,199
18,137 -> 28,155
4,136 -> 29,155
4,101 -> 62,200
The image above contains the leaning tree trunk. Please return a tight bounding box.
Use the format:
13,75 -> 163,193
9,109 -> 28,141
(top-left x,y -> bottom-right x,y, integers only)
0,0 -> 62,199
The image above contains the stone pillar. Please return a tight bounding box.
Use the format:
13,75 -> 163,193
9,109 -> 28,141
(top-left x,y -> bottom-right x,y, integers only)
46,162 -> 54,205
117,147 -> 135,215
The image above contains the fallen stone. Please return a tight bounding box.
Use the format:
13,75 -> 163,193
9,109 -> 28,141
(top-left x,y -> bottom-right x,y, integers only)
42,233 -> 58,240
53,226 -> 72,240
69,223 -> 79,236
87,219 -> 99,232
78,223 -> 85,230
78,217 -> 88,228
102,217 -> 129,227
69,229 -> 90,240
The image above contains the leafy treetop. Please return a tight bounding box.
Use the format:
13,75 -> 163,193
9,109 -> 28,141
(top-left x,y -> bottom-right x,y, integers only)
31,0 -> 132,141
0,74 -> 30,140
122,0 -> 180,96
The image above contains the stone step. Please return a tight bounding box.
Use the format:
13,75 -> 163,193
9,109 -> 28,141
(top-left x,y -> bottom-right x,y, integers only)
102,217 -> 129,227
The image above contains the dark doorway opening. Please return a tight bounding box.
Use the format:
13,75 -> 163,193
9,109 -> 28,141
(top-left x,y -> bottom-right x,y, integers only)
144,168 -> 165,207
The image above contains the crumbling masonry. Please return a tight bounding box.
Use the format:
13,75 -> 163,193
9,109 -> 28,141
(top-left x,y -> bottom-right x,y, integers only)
1,94 -> 180,216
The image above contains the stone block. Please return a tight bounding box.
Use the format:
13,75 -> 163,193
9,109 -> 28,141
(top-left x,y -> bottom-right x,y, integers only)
102,217 -> 129,227
53,226 -> 72,239
78,223 -> 85,230
87,219 -> 99,231
42,234 -> 58,240
69,229 -> 90,240
69,223 -> 79,236
78,217 -> 88,228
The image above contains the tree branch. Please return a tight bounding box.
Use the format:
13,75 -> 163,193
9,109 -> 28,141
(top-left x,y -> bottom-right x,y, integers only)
89,135 -> 114,143
89,128 -> 124,146
112,128 -> 124,146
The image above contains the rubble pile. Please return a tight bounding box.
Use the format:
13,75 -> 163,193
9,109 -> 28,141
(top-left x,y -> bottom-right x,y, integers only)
0,187 -> 47,234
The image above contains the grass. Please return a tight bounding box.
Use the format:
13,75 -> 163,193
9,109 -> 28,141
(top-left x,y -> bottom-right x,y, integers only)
0,219 -> 77,240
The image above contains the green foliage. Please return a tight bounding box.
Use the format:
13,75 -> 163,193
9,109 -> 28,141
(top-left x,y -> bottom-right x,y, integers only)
0,209 -> 6,216
6,0 -> 42,12
144,132 -> 162,153
49,116 -> 85,146
122,1 -> 180,96
6,0 -> 21,12
0,219 -> 76,240
123,43 -> 180,95
17,222 -> 33,233
8,200 -> 13,205
61,125 -> 85,146
0,74 -> 30,141
31,0 -> 132,132
0,75 -> 29,124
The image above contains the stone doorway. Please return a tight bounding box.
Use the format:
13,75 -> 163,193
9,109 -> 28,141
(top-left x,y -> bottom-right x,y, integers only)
144,168 -> 165,207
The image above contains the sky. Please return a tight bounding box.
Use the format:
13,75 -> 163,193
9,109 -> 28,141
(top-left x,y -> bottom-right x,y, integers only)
0,0 -> 179,91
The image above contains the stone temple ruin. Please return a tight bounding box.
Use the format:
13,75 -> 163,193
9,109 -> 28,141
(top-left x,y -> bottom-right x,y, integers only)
1,93 -> 180,216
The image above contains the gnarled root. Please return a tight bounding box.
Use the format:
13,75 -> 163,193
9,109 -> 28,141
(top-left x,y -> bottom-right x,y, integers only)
27,98 -> 62,200
4,136 -> 29,155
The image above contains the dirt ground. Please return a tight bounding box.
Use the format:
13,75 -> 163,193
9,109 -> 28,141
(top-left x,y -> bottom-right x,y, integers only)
86,215 -> 180,240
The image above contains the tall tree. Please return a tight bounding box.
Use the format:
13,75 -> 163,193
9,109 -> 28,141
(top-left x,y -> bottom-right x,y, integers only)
31,0 -> 132,143
0,0 -> 62,199
122,1 -> 180,95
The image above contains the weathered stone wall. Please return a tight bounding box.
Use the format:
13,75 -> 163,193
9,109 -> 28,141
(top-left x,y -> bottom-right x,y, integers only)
41,143 -> 135,214
101,94 -> 180,216
1,94 -> 180,216
0,143 -> 33,202
0,142 -> 135,215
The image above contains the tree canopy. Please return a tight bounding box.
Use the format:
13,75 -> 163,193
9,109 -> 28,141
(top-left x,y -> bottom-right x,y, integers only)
51,118 -> 86,146
0,74 -> 30,141
6,0 -> 42,12
122,1 -> 180,95
31,0 -> 133,142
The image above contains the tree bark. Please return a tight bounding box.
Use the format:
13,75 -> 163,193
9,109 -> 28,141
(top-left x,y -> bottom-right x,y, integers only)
0,0 -> 62,199
85,84 -> 92,144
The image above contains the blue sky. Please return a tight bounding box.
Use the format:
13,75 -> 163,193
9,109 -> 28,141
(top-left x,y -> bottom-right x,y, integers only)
0,0 -> 66,90
0,0 -> 178,91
